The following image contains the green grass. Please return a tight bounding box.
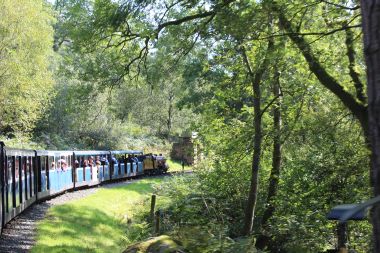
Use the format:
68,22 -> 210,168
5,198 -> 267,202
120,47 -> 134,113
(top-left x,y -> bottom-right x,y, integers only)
166,159 -> 192,172
31,178 -> 164,253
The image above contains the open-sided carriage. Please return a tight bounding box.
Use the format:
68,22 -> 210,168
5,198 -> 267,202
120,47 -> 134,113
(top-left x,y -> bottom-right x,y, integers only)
1,146 -> 36,228
0,143 -> 151,235
110,150 -> 144,179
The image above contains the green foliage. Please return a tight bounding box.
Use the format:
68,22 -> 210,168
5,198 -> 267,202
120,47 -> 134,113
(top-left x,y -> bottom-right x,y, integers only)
154,174 -> 258,253
0,0 -> 55,136
0,133 -> 45,150
270,96 -> 371,251
33,0 -> 197,150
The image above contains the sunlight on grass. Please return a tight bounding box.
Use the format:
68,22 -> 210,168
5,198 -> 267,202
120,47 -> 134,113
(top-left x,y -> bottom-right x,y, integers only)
31,178 -> 164,253
167,159 -> 191,172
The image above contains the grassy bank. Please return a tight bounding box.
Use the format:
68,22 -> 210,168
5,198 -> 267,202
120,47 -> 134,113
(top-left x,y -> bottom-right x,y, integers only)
167,159 -> 192,172
31,178 -> 164,253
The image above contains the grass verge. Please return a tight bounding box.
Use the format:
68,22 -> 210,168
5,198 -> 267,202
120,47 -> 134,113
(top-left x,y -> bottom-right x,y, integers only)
31,178 -> 164,253
166,159 -> 191,172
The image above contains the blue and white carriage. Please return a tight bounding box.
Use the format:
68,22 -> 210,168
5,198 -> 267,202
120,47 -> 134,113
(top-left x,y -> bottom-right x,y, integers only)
0,143 -> 147,234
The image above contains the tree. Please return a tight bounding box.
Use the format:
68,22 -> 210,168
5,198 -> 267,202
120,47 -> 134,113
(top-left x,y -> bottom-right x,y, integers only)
0,0 -> 54,136
360,1 -> 380,251
256,58 -> 283,250
240,38 -> 274,235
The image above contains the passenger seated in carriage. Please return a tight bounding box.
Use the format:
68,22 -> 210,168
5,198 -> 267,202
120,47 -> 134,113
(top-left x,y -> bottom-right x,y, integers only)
137,154 -> 145,162
88,156 -> 95,167
100,156 -> 108,165
133,155 -> 139,172
58,159 -> 67,172
74,160 -> 79,168
82,159 -> 88,168
111,156 -> 118,165
95,160 -> 101,173
127,155 -> 134,173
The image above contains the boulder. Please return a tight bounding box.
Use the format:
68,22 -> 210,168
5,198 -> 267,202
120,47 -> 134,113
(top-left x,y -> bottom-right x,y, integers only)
123,235 -> 185,253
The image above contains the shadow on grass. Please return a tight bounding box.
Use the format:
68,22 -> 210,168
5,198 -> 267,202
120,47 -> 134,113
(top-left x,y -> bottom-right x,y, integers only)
32,244 -> 100,253
32,179 -> 162,253
32,205 -> 128,253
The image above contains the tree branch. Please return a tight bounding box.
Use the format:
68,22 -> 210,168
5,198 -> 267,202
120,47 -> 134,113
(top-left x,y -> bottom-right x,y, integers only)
260,93 -> 282,118
156,10 -> 216,36
272,2 -> 367,132
319,0 -> 360,10
258,24 -> 361,40
155,0 -> 235,36
345,23 -> 366,104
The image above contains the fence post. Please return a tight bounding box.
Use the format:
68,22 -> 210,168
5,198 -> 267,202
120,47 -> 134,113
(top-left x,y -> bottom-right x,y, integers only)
337,222 -> 348,252
155,210 -> 160,235
150,194 -> 156,221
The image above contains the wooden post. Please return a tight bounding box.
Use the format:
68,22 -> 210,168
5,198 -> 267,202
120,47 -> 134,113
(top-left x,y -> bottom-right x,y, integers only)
155,210 -> 160,235
337,222 -> 348,251
150,194 -> 156,221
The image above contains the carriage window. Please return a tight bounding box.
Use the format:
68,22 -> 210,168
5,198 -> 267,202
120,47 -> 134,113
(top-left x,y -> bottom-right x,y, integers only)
49,156 -> 55,171
26,157 -> 30,175
41,156 -> 47,172
27,156 -> 33,197
40,156 -> 47,191
15,156 -> 20,206
22,157 -> 26,178
68,155 -> 72,168
6,157 -> 12,212
22,157 -> 27,201
7,158 -> 12,184
15,157 -> 19,180
57,155 -> 68,171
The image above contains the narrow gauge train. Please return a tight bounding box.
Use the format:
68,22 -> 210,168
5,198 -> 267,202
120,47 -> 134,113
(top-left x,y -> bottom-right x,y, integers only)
0,142 -> 168,235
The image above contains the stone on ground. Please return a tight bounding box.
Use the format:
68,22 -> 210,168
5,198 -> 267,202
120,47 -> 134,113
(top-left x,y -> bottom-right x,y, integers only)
123,235 -> 185,253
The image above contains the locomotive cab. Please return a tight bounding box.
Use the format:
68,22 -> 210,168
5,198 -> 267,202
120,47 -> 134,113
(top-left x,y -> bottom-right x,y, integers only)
143,154 -> 169,175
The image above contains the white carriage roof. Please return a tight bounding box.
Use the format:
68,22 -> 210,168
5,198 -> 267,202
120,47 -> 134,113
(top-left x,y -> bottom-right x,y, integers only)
73,150 -> 110,156
5,148 -> 35,156
35,150 -> 74,156
111,150 -> 143,155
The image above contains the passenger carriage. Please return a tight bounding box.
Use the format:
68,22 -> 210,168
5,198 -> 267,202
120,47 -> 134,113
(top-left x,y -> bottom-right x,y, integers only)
35,150 -> 74,199
1,145 -> 36,228
110,150 -> 144,179
73,150 -> 111,187
0,142 -> 169,235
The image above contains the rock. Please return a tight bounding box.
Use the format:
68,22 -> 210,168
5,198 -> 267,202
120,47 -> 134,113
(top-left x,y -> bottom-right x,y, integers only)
123,235 -> 185,253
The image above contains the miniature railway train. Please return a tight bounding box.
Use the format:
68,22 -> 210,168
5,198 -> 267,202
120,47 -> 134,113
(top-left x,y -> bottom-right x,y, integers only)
0,142 -> 168,235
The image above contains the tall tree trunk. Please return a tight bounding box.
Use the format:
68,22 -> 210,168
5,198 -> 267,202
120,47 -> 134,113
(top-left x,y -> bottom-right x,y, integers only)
360,1 -> 380,251
241,38 -> 274,236
256,67 -> 282,250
